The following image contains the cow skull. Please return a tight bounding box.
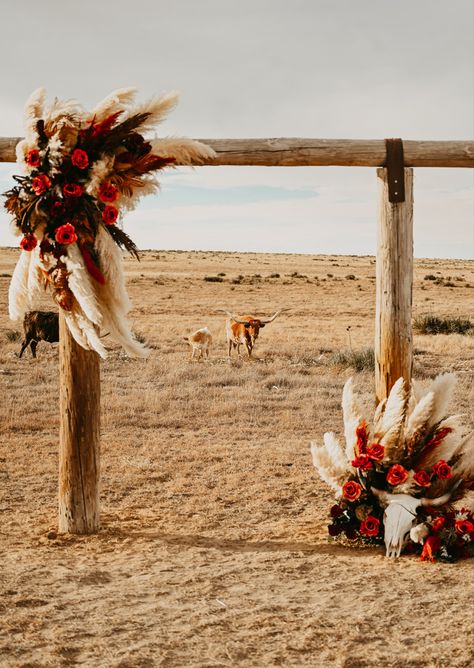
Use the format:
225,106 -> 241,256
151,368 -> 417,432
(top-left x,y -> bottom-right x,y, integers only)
371,487 -> 452,558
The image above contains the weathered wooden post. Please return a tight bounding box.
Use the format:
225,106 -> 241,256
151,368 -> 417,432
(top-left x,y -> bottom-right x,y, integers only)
58,313 -> 100,533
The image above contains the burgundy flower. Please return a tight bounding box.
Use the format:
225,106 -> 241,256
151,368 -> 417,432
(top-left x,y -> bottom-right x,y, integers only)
328,524 -> 342,537
330,504 -> 343,518
63,183 -> 83,198
102,205 -> 119,225
98,181 -> 118,203
352,455 -> 373,471
366,443 -> 384,461
20,234 -> 37,252
55,223 -> 77,245
360,516 -> 380,537
386,464 -> 409,486
345,527 -> 358,540
71,149 -> 89,170
432,460 -> 452,480
342,480 -> 362,502
31,174 -> 51,195
414,470 -> 431,488
26,149 -> 41,168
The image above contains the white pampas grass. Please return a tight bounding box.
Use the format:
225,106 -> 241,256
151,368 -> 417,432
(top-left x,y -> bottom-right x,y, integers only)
131,92 -> 179,132
341,377 -> 363,462
90,87 -> 138,121
404,391 -> 435,443
425,373 -> 457,428
24,88 -> 46,143
310,432 -> 350,494
376,378 -> 407,457
150,137 -> 216,164
63,245 -> 103,326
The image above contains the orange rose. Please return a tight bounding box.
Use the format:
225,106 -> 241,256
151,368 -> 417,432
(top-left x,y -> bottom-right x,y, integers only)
360,516 -> 380,537
342,480 -> 362,502
31,174 -> 51,195
366,443 -> 384,461
414,470 -> 431,487
432,516 -> 445,532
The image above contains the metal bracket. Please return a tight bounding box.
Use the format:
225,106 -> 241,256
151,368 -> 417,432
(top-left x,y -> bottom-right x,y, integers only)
385,138 -> 405,203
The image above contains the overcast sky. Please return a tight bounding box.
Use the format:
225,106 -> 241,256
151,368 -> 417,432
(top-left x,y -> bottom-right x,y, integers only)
0,0 -> 473,258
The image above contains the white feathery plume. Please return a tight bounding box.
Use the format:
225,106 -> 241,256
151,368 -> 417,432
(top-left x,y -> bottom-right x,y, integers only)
404,391 -> 435,443
150,137 -> 216,164
373,397 -> 387,435
341,377 -> 363,461
376,377 -> 407,457
24,88 -> 46,143
395,470 -> 418,495
63,245 -> 103,327
130,92 -> 179,132
425,373 -> 457,428
44,96 -> 83,124
85,156 -> 114,197
9,251 -> 32,320
323,431 -> 351,478
310,434 -> 346,494
63,310 -> 91,350
27,247 -> 45,306
15,139 -> 29,174
90,88 -> 138,121
452,432 -> 474,480
70,308 -> 107,359
119,177 -> 160,212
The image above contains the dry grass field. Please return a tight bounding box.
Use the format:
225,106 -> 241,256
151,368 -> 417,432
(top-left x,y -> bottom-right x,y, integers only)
1,247 -> 473,668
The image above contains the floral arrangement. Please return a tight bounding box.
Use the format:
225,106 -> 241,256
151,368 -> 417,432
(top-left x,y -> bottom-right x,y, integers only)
311,373 -> 474,561
4,88 -> 215,357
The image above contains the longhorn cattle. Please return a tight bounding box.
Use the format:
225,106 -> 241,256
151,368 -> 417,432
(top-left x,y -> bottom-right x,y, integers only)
220,310 -> 286,358
183,326 -> 212,359
19,311 -> 59,358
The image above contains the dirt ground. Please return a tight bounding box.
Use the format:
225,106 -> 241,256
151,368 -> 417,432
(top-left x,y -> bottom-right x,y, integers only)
1,248 -> 473,668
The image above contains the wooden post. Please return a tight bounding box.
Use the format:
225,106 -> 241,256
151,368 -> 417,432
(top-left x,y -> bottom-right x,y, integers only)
375,167 -> 414,404
58,313 -> 100,533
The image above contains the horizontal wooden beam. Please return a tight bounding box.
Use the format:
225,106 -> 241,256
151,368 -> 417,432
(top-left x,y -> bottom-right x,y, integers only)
1,136 -> 473,167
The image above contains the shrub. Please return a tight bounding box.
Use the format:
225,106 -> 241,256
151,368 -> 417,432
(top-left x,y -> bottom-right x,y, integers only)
269,273 -> 280,278
413,315 -> 473,335
204,276 -> 224,282
330,347 -> 375,372
6,330 -> 21,342
424,274 -> 437,281
345,274 -> 356,280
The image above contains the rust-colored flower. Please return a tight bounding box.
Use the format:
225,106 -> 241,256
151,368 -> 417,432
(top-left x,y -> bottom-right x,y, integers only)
71,149 -> 89,170
386,464 -> 409,486
55,223 -> 77,245
432,460 -> 452,480
420,535 -> 441,562
432,516 -> 445,532
102,205 -> 119,225
31,174 -> 51,195
366,443 -> 384,461
414,470 -> 431,487
63,183 -> 83,198
455,520 -> 474,535
355,420 -> 369,454
342,480 -> 362,502
98,181 -> 118,203
26,149 -> 41,167
20,234 -> 37,252
352,455 -> 373,471
360,516 -> 380,537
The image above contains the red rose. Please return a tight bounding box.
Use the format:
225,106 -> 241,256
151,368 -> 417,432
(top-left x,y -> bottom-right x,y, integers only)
71,149 -> 89,170
414,470 -> 431,488
455,520 -> 474,535
31,174 -> 51,195
63,183 -> 83,198
367,443 -> 384,461
102,205 -> 119,225
26,149 -> 41,167
351,455 -> 373,471
98,181 -> 118,203
20,234 -> 37,252
432,460 -> 451,480
386,464 -> 409,486
432,516 -> 445,532
360,516 -> 380,537
342,480 -> 362,502
55,223 -> 78,245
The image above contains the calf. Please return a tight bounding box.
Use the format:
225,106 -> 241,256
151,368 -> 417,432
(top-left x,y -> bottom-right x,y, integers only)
183,326 -> 212,359
19,311 -> 59,358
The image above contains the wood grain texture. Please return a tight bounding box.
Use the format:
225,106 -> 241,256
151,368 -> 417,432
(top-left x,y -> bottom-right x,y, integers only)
1,136 -> 473,166
375,168 -> 414,404
58,312 -> 100,533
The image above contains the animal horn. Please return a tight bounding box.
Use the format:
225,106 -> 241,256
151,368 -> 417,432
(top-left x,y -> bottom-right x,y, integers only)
420,479 -> 462,507
259,308 -> 288,325
371,486 -> 390,506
